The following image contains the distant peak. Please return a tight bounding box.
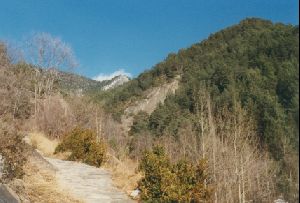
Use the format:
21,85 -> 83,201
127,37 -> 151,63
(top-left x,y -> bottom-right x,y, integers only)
102,74 -> 129,90
112,74 -> 130,80
93,69 -> 132,82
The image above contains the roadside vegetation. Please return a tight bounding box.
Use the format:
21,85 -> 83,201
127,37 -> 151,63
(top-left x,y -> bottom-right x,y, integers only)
55,128 -> 107,167
138,146 -> 212,202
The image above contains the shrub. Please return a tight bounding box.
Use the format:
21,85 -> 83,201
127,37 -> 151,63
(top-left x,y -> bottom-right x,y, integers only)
138,146 -> 212,202
55,127 -> 107,167
0,126 -> 28,182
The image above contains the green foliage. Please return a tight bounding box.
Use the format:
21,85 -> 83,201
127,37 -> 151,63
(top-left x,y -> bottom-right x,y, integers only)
129,111 -> 150,136
55,128 -> 107,167
139,146 -> 212,202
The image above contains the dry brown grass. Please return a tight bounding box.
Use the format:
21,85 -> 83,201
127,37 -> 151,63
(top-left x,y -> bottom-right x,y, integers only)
27,132 -> 69,159
103,154 -> 142,195
28,132 -> 58,156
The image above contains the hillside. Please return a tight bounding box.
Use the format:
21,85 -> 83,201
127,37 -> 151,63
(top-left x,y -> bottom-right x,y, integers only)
96,18 -> 299,201
101,18 -> 299,155
0,61 -> 129,96
57,71 -> 129,93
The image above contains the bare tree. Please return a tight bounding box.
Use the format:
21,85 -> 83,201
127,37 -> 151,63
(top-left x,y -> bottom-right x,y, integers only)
160,84 -> 278,202
26,32 -> 77,70
24,32 -> 78,126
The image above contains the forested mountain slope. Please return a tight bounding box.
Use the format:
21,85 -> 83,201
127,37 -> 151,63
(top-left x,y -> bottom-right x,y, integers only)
101,18 -> 299,158
96,18 -> 299,201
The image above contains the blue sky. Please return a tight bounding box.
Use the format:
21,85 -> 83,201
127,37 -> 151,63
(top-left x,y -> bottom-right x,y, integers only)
0,0 -> 298,80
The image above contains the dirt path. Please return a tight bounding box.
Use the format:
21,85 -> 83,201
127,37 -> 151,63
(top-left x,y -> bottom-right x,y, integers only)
44,157 -> 133,203
25,133 -> 134,203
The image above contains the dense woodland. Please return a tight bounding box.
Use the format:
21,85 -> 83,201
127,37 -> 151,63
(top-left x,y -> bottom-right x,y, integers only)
100,18 -> 299,158
0,18 -> 299,202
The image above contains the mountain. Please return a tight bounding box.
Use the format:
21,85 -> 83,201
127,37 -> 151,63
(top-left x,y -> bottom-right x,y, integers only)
102,75 -> 130,91
57,71 -> 129,93
95,18 -> 298,201
1,64 -> 130,95
101,18 -> 299,157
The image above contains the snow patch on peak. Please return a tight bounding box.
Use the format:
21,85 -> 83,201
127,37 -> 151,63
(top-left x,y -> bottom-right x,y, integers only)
93,69 -> 131,81
102,75 -> 129,90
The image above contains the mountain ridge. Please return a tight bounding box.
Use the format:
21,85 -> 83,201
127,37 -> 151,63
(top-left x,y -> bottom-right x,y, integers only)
102,75 -> 130,91
56,70 -> 129,93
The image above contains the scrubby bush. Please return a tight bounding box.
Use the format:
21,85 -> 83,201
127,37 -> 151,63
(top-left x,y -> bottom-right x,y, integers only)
55,127 -> 107,167
0,125 -> 28,182
138,146 -> 212,202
